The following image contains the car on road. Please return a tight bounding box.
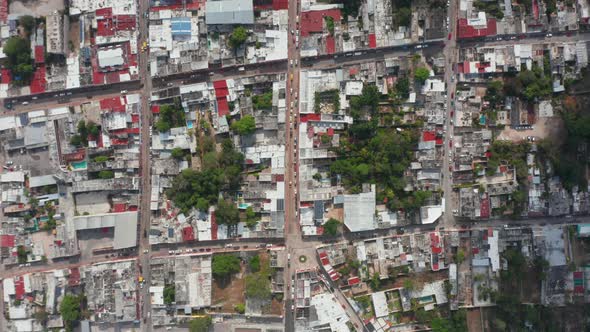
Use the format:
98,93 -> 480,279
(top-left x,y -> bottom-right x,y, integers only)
448,33 -> 452,40
143,249 -> 149,254
449,140 -> 452,148
546,33 -> 553,37
225,244 -> 233,248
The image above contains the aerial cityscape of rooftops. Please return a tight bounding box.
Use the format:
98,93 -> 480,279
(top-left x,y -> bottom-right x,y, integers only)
0,0 -> 590,331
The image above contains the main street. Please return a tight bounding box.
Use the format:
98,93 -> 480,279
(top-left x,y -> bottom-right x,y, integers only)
283,0 -> 300,330
136,0 -> 153,329
441,0 -> 460,230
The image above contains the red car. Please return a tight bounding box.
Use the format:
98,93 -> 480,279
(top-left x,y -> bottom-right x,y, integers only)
450,111 -> 454,117
448,33 -> 452,40
449,140 -> 453,148
451,91 -> 454,99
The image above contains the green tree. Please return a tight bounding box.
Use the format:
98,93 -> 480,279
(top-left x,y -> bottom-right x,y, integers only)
395,77 -> 410,99
163,284 -> 175,304
245,271 -> 271,300
414,67 -> 430,84
70,135 -> 83,147
229,26 -> 249,49
97,170 -> 114,179
245,206 -> 258,228
323,218 -> 340,236
325,16 -> 335,35
394,7 -> 412,27
230,115 -> 256,135
189,316 -> 212,332
252,91 -> 273,110
403,278 -> 415,291
155,102 -> 185,132
212,254 -> 241,280
171,147 -> 186,160
249,255 -> 260,272
369,272 -> 381,291
234,303 -> 246,314
455,249 -> 465,264
215,199 -> 240,225
19,16 -> 35,35
17,245 -> 28,264
3,36 -> 33,84
60,294 -> 82,330
94,155 -> 109,163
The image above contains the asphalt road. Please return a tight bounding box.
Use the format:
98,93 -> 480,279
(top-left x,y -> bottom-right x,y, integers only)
283,1 -> 301,331
136,1 -> 153,329
441,0 -> 459,230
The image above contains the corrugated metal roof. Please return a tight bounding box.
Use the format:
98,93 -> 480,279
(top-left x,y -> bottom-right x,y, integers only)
205,0 -> 254,25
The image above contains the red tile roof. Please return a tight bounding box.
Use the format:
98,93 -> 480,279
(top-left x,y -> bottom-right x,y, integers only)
151,105 -> 160,113
368,34 -> 377,48
112,203 -> 127,213
300,9 -> 341,36
0,0 -> 7,23
326,36 -> 335,54
69,267 -> 81,286
182,226 -> 195,242
95,7 -> 113,17
423,131 -> 436,142
216,97 -> 229,116
300,114 -> 321,122
30,65 -> 47,94
34,46 -> 44,64
456,18 -> 496,39
0,234 -> 15,248
348,276 -> 361,285
1,68 -> 11,84
14,276 -> 25,300
272,0 -> 288,10
100,97 -> 125,112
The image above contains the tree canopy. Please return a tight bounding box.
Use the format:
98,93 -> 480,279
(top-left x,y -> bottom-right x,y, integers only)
164,284 -> 175,304
171,147 -> 186,160
19,16 -> 35,35
155,101 -> 185,132
252,91 -> 273,110
414,67 -> 430,84
323,218 -> 340,236
212,254 -> 241,280
189,316 -> 212,332
230,115 -> 256,135
3,36 -> 33,84
166,139 -> 244,213
229,26 -> 248,49
245,255 -> 271,301
60,294 -> 82,330
215,198 -> 240,225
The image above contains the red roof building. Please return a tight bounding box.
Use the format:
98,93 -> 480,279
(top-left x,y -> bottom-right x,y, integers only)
100,97 -> 126,112
300,9 -> 341,36
326,36 -> 335,54
151,105 -> 160,113
34,46 -> 44,64
182,226 -> 195,242
456,17 -> 496,39
422,131 -> 436,142
0,234 -> 15,248
1,68 -> 11,84
69,268 -> 81,286
368,34 -> 377,48
14,276 -> 25,300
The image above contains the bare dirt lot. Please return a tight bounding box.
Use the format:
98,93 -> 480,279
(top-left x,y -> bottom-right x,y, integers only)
211,262 -> 246,313
9,0 -> 64,17
466,308 -> 483,332
496,117 -> 565,144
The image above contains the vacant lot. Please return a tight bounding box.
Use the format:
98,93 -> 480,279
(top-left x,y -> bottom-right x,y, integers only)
9,0 -> 64,16
497,117 -> 565,144
466,308 -> 483,332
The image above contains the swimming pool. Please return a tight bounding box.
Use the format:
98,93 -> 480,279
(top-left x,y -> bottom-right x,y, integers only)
71,161 -> 87,170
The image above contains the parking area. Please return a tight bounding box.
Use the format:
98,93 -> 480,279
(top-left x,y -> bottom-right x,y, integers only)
5,148 -> 54,176
496,117 -> 565,144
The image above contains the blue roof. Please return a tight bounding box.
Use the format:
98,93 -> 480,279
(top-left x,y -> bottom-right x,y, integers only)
171,17 -> 191,36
